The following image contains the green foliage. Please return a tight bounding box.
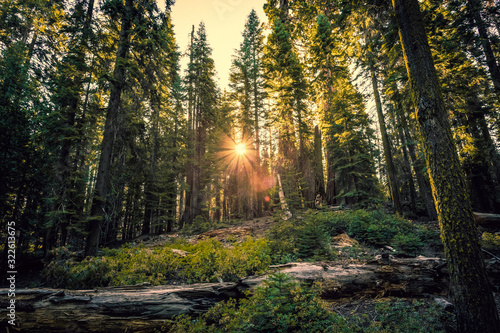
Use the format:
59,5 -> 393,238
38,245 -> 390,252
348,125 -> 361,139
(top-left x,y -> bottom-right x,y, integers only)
310,12 -> 382,208
165,275 -> 453,333
481,232 -> 500,249
296,221 -> 332,259
42,237 -> 271,289
169,273 -> 353,333
267,210 -> 437,262
179,215 -> 241,236
367,299 -> 455,333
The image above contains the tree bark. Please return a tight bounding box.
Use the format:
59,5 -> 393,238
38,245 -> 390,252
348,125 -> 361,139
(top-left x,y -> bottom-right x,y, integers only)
370,65 -> 402,214
85,0 -> 133,257
398,99 -> 437,220
314,125 -> 326,200
393,0 -> 500,332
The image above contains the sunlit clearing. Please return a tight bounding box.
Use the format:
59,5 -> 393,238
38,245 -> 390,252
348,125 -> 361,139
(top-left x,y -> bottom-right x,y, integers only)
235,143 -> 246,155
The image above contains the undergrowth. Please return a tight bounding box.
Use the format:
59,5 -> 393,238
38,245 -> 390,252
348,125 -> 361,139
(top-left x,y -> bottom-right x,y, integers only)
42,237 -> 270,289
42,209 -> 440,289
179,215 -> 243,236
162,273 -> 454,333
267,209 -> 440,263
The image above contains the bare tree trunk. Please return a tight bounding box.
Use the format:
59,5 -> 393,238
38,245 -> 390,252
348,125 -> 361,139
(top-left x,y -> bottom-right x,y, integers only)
314,126 -> 326,200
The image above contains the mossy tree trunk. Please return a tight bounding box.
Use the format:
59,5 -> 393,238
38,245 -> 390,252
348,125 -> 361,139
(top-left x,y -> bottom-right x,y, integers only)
393,0 -> 500,332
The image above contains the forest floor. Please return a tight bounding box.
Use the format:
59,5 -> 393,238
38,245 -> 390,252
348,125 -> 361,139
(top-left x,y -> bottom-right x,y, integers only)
130,212 -> 500,326
8,211 -> 500,332
132,216 -> 276,247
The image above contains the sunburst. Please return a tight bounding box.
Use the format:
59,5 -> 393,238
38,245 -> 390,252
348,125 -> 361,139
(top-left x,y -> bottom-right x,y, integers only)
218,135 -> 255,175
235,143 -> 246,156
217,134 -> 276,194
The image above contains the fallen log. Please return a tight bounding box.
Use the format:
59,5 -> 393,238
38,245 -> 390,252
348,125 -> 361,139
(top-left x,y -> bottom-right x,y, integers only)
0,256 -> 463,333
474,212 -> 500,227
265,256 -> 449,298
0,282 -> 244,333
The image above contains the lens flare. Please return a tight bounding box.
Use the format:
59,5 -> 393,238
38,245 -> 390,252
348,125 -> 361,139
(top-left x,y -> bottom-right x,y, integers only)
235,143 -> 246,155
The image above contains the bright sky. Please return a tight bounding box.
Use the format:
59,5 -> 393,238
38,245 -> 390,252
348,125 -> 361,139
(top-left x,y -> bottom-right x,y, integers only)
169,0 -> 268,90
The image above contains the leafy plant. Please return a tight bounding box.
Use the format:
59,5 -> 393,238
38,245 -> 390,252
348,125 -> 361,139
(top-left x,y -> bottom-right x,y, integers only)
165,276 -> 454,333
369,299 -> 455,332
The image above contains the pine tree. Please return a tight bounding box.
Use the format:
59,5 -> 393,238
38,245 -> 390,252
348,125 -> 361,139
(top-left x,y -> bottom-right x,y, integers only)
180,22 -> 218,226
85,0 -> 176,256
263,8 -> 310,210
423,0 -> 500,212
393,0 -> 500,330
310,13 -> 380,207
45,0 -> 96,250
0,0 -> 68,256
229,9 -> 266,218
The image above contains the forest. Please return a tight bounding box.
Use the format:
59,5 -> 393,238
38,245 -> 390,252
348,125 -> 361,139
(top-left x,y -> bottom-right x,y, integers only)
1,0 -> 500,332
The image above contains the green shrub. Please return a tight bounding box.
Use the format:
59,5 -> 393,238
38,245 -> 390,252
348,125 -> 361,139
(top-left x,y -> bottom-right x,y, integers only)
267,218 -> 302,263
368,299 -> 455,332
42,237 -> 271,289
169,273 -> 356,333
392,233 -> 423,257
296,221 -> 333,259
166,277 -> 454,333
267,212 -> 336,263
266,209 -> 436,261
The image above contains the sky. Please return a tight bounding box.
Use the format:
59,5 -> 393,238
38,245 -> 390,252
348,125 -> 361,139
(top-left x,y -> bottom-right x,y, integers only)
169,0 -> 268,90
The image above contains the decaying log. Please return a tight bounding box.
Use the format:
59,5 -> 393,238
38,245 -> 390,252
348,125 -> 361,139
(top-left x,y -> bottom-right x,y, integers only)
0,256 -> 460,333
0,282 -> 244,333
265,256 -> 449,298
474,212 -> 500,227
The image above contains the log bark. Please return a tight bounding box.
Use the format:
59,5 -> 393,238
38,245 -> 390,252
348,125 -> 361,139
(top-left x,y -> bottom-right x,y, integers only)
0,257 -> 454,332
0,282 -> 243,333
474,212 -> 500,227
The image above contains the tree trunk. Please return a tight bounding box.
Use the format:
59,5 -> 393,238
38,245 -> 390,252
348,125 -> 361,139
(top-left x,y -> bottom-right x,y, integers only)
370,65 -> 402,214
85,0 -> 133,257
388,88 -> 418,215
393,0 -> 500,331
325,151 -> 336,206
467,0 -> 500,98
398,100 -> 437,219
314,125 -> 326,201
